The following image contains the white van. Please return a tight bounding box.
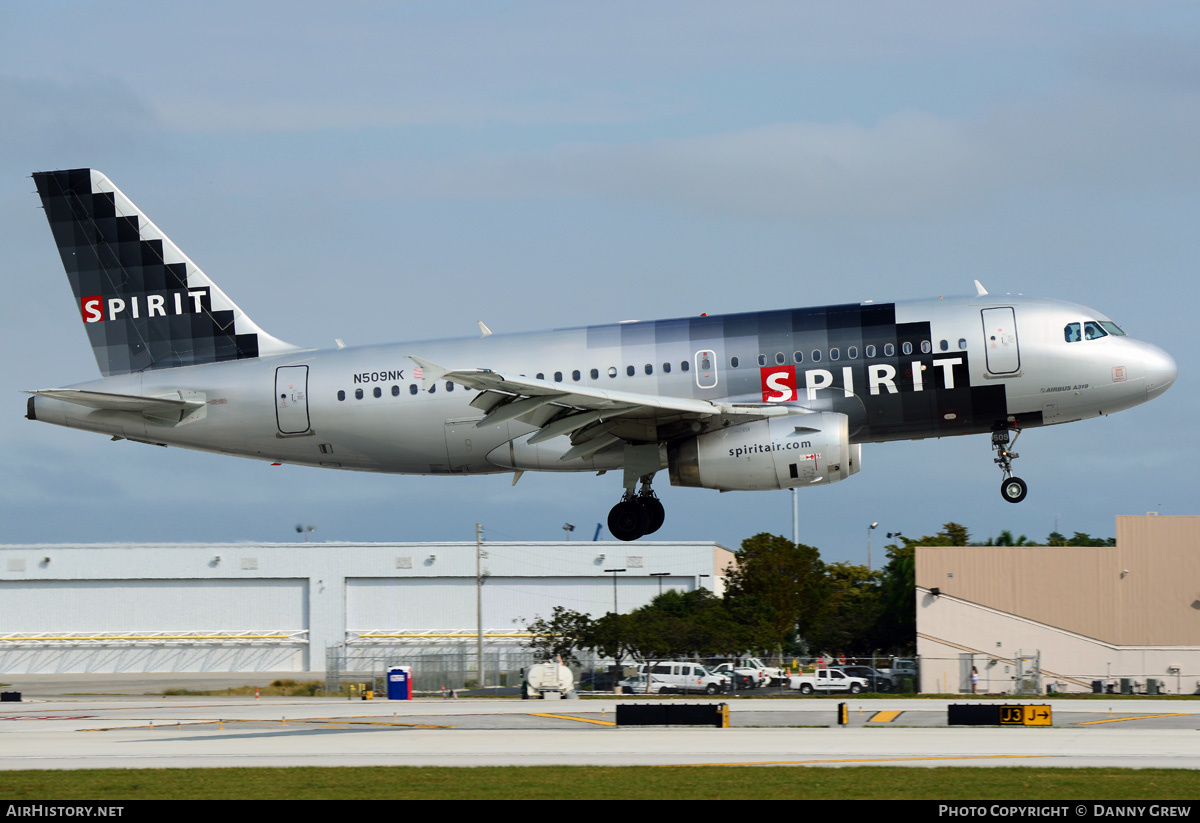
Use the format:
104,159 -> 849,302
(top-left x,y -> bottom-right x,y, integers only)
637,662 -> 726,695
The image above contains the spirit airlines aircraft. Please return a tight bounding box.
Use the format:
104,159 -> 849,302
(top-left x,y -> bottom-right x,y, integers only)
27,169 -> 1177,540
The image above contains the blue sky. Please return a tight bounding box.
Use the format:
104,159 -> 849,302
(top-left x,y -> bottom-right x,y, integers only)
3,1 -> 1197,560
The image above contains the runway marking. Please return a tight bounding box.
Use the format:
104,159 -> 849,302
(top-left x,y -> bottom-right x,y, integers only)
1074,713 -> 1194,726
528,712 -> 617,727
663,755 -> 1059,767
867,710 -> 904,723
84,717 -> 452,731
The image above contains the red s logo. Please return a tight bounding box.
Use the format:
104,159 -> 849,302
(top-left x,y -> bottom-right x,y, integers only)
81,296 -> 104,323
760,366 -> 797,402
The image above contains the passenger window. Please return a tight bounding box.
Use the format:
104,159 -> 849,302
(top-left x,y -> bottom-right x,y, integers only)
939,339 -> 949,351
373,387 -> 382,398
590,368 -> 599,380
866,345 -> 876,358
793,351 -> 803,364
811,350 -> 821,362
391,385 -> 399,396
337,390 -> 346,401
355,388 -> 363,400
645,364 -> 653,375
662,362 -> 671,373
1064,323 -> 1081,343
446,382 -> 454,392
884,343 -> 895,357
554,371 -> 563,382
572,370 -> 581,381
775,352 -> 785,365
409,384 -> 418,395
847,346 -> 858,359
830,348 -> 840,361
958,338 -> 967,350
608,367 -> 617,378
757,354 -> 767,367
1084,321 -> 1108,340
902,342 -> 913,355
626,365 -> 635,377
921,340 -> 932,354
536,373 -> 544,380
681,360 -> 690,372
730,356 -> 739,368
428,384 -> 436,394
700,356 -> 711,370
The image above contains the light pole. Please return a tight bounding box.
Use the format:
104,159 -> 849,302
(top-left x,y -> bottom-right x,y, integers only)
605,568 -> 626,689
650,571 -> 671,596
867,522 -> 878,571
562,523 -> 575,541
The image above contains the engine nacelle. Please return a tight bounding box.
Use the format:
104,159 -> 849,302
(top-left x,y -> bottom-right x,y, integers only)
667,412 -> 860,491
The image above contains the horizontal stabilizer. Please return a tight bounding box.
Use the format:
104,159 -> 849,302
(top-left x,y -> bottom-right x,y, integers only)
26,388 -> 206,423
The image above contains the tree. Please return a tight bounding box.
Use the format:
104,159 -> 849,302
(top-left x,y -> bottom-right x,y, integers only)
522,606 -> 594,665
874,522 -> 969,652
806,562 -> 884,655
723,533 -> 828,651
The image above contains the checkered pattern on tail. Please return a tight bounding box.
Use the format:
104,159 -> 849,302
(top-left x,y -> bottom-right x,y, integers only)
33,169 -> 297,376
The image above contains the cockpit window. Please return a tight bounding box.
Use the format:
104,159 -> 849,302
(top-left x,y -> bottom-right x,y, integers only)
1064,323 -> 1081,343
1084,321 -> 1108,340
1099,321 -> 1126,336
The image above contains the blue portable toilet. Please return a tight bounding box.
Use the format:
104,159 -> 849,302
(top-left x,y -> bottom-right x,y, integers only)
387,666 -> 413,700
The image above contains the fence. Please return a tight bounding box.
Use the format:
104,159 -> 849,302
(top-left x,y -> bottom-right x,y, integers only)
919,653 -> 1200,696
324,646 -> 922,695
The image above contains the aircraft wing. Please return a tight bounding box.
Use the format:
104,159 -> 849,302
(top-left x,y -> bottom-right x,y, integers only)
409,356 -> 799,459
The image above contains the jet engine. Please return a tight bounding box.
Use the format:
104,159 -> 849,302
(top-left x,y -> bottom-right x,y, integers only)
667,412 -> 860,491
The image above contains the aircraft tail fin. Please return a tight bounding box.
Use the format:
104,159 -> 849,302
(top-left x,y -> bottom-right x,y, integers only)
32,169 -> 300,377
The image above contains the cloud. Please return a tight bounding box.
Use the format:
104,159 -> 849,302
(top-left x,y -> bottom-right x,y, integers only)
373,89 -> 1200,220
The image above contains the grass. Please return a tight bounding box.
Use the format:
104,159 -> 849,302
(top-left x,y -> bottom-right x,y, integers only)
0,766 -> 1198,800
161,679 -> 335,698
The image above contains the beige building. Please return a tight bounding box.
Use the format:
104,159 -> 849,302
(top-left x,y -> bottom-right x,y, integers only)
916,515 -> 1200,695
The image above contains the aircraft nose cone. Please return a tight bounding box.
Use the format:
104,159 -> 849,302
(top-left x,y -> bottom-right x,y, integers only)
1145,345 -> 1177,400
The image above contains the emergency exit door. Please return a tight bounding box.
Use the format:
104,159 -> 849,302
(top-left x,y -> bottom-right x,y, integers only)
275,365 -> 310,434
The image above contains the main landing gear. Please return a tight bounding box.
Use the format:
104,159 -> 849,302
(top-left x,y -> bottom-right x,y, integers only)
992,428 -> 1028,504
608,475 -> 665,542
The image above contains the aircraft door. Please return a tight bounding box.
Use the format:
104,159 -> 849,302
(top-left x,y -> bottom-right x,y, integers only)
981,308 -> 1021,374
695,349 -> 718,389
275,365 -> 310,434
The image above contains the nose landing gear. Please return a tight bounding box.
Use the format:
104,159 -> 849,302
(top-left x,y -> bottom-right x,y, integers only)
993,428 -> 1028,503
607,474 -> 665,542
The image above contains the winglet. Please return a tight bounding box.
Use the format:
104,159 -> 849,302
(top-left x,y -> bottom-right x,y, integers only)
477,321 -> 493,337
974,280 -> 989,297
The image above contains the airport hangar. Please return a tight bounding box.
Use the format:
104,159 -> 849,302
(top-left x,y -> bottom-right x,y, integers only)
0,540 -> 734,679
916,515 -> 1200,695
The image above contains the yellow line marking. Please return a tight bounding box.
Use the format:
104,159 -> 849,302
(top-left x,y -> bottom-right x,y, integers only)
664,755 -> 1059,767
868,710 -> 903,723
1075,713 -> 1193,726
528,712 -> 617,727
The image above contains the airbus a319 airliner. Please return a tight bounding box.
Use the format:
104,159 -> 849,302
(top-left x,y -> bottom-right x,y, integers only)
26,170 -> 1177,540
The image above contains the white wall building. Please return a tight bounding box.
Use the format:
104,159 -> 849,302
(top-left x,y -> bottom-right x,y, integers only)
0,541 -> 734,675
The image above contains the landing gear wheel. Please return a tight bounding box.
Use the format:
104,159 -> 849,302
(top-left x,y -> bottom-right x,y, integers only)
1001,476 -> 1028,504
638,496 -> 665,535
608,500 -> 649,542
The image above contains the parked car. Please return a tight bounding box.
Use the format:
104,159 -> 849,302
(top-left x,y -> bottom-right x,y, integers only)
637,662 -> 726,695
829,665 -> 893,692
710,657 -> 787,687
789,668 -> 870,695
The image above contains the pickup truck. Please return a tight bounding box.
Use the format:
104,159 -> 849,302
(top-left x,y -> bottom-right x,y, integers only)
711,657 -> 787,688
788,668 -> 870,695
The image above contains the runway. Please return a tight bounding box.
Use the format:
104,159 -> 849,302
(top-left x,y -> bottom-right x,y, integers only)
2,696 -> 1198,770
